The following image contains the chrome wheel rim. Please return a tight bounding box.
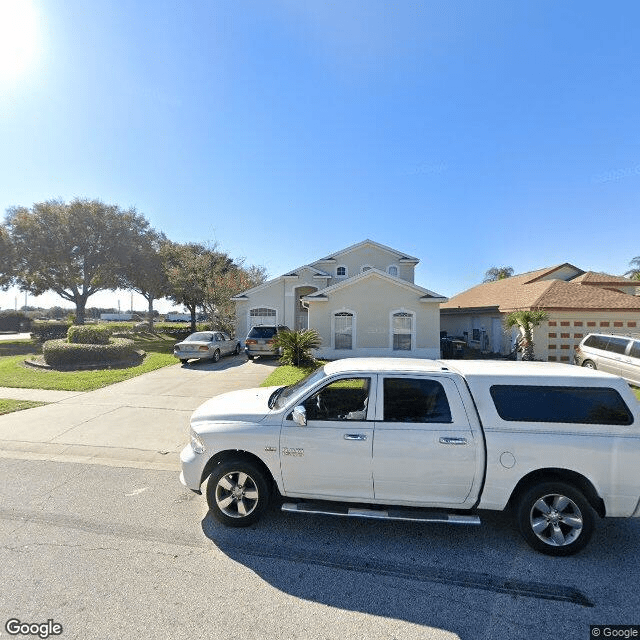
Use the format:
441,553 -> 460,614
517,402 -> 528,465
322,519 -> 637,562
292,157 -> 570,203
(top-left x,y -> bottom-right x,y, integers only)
530,493 -> 583,546
215,471 -> 259,518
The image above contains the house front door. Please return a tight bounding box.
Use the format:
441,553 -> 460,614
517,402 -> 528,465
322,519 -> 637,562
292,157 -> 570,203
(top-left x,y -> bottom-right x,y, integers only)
294,286 -> 317,330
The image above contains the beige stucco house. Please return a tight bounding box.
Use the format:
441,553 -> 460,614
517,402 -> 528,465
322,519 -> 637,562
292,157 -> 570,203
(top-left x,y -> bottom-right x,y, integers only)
233,239 -> 447,359
440,263 -> 640,362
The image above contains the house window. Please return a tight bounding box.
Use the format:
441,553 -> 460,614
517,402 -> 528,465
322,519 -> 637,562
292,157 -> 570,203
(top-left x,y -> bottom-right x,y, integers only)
388,266 -> 398,277
336,266 -> 347,279
392,311 -> 413,350
334,312 -> 353,350
249,307 -> 276,328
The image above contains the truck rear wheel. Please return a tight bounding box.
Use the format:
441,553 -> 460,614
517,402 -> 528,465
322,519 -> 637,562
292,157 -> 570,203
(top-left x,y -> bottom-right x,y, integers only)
516,481 -> 595,556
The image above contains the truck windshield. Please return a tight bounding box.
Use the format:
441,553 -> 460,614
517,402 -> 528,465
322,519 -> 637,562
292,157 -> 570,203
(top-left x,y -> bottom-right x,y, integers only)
272,367 -> 327,410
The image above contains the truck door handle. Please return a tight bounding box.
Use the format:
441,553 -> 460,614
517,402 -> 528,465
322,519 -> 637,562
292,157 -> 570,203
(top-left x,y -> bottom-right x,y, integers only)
439,437 -> 468,445
344,434 -> 367,441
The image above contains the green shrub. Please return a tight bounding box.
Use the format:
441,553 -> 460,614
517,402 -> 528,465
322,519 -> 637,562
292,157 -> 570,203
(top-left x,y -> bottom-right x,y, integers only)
31,322 -> 71,343
0,311 -> 31,332
43,337 -> 138,368
67,324 -> 112,344
273,329 -> 321,367
152,322 -> 210,340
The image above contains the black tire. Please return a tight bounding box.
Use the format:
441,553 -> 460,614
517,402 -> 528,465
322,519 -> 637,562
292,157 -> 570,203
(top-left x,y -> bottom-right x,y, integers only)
247,354 -> 255,361
180,359 -> 188,365
206,459 -> 270,527
233,343 -> 240,355
516,481 -> 595,556
582,360 -> 597,370
212,349 -> 221,363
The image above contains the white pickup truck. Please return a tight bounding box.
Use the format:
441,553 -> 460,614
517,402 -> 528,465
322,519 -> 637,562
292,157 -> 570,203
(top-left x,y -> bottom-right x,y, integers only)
180,358 -> 640,555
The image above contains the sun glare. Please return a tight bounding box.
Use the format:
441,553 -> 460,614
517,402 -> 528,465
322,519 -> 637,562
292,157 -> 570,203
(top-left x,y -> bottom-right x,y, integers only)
0,0 -> 39,81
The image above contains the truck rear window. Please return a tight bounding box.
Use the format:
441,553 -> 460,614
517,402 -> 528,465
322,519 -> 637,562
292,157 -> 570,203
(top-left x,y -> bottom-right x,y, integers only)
489,385 -> 633,425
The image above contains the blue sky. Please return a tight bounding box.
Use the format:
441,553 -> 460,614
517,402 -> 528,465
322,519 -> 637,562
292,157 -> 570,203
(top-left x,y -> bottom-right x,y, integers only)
1,0 -> 639,312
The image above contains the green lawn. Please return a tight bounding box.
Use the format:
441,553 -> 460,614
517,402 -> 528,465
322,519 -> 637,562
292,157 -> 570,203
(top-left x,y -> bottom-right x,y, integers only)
260,362 -> 324,387
633,386 -> 640,402
0,399 -> 47,415
0,334 -> 178,391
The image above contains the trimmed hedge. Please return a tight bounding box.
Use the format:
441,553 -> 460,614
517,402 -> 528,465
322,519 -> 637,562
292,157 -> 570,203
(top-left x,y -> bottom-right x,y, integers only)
67,324 -> 112,344
0,311 -> 31,332
153,322 -> 211,340
31,322 -> 71,343
43,337 -> 138,368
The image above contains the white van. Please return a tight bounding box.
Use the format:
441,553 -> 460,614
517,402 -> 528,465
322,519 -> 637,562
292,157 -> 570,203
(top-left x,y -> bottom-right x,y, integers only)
574,333 -> 640,386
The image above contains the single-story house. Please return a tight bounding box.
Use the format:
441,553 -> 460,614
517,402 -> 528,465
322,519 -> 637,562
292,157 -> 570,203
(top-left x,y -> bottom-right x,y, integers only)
233,239 -> 447,359
440,263 -> 640,362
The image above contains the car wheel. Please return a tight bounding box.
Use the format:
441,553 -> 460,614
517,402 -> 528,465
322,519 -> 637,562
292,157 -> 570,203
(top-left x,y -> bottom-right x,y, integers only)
516,482 -> 595,556
234,343 -> 240,355
212,349 -> 221,363
582,360 -> 597,370
180,359 -> 188,365
206,460 -> 270,527
247,354 -> 255,361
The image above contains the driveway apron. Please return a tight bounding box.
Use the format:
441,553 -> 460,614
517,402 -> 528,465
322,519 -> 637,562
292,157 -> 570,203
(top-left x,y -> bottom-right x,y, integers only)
0,357 -> 276,471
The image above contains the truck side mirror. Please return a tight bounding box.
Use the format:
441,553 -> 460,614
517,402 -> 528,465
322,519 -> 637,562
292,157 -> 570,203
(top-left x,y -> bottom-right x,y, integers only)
292,405 -> 307,427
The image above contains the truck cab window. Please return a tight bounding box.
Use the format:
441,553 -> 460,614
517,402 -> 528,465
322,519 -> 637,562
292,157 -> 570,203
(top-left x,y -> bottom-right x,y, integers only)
383,378 -> 452,423
304,378 -> 370,421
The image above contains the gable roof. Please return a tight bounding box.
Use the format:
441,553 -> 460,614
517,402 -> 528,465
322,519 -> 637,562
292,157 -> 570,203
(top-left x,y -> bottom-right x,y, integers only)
522,263 -> 583,283
231,265 -> 330,300
570,271 -> 638,287
303,268 -> 447,302
441,265 -> 640,313
233,239 -> 420,299
312,239 -> 419,265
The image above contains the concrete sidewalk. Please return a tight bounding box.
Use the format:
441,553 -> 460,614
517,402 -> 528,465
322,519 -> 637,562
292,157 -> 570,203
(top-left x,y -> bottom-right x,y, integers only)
0,355 -> 278,471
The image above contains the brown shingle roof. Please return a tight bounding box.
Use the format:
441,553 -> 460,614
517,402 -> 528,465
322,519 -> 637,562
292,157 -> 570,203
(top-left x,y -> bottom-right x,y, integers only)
535,280 -> 640,310
571,271 -> 637,286
442,266 -> 640,313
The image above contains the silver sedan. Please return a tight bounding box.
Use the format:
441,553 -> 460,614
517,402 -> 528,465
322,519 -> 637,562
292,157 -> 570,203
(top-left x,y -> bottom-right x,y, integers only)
174,331 -> 241,364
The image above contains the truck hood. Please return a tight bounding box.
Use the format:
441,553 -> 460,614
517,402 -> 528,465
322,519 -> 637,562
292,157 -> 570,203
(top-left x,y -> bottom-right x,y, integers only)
190,386 -> 278,428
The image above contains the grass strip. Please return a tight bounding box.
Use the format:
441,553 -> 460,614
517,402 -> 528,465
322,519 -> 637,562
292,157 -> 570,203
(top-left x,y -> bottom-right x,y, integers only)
0,399 -> 47,415
260,362 -> 323,387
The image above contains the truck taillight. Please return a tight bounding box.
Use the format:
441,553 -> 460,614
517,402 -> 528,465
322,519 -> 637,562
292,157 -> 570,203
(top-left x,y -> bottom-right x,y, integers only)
246,339 -> 257,345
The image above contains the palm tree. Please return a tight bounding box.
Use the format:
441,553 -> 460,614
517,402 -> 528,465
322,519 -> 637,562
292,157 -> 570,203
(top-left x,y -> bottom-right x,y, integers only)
625,256 -> 640,281
504,309 -> 548,361
273,329 -> 322,367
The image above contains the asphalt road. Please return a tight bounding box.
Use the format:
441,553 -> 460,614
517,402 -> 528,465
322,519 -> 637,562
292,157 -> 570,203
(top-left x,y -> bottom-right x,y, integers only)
1,456 -> 639,640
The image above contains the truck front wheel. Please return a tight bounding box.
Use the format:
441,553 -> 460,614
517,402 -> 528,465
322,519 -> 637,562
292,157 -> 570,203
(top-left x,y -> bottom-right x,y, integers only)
516,482 -> 595,556
206,459 -> 270,527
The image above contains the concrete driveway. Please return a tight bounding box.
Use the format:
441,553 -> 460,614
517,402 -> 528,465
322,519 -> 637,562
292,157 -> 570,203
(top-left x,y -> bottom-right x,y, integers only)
0,355 -> 278,471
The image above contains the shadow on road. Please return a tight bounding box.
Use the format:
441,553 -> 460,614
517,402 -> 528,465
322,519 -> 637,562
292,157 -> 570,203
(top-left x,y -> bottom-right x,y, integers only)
198,501 -> 621,638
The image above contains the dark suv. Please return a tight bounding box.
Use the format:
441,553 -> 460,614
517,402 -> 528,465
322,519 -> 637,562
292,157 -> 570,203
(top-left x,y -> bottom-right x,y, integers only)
244,325 -> 290,360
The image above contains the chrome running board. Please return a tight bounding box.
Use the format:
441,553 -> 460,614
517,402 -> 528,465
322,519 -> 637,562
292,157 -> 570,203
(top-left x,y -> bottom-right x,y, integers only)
281,502 -> 481,525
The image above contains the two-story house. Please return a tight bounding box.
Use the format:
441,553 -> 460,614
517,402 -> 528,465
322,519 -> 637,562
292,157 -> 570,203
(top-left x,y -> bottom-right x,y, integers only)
232,239 -> 447,359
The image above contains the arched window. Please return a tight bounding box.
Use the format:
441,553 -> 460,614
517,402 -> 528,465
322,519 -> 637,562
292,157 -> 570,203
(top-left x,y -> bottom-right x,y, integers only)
392,311 -> 413,351
334,312 -> 354,350
336,266 -> 347,278
249,307 -> 276,328
387,265 -> 398,277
